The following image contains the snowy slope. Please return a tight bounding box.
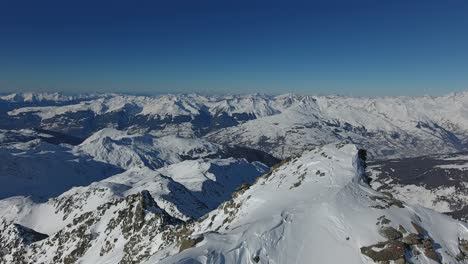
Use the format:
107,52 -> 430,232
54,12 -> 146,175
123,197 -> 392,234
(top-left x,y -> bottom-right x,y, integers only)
77,128 -> 221,170
149,144 -> 468,264
207,93 -> 468,159
0,158 -> 268,238
4,92 -> 468,159
369,152 -> 468,222
0,159 -> 270,263
0,128 -> 270,234
1,92 -> 468,263
0,143 -> 467,263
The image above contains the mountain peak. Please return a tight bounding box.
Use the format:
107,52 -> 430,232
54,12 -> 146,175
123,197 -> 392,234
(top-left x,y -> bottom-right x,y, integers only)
153,143 -> 467,264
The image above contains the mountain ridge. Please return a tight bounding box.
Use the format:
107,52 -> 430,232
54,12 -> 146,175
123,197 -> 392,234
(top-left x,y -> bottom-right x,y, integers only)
1,92 -> 468,263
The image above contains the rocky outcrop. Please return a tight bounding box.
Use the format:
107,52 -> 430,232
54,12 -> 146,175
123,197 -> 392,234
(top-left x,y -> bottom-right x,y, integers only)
0,191 -> 185,264
0,221 -> 48,264
379,226 -> 403,241
360,241 -> 406,262
361,216 -> 445,263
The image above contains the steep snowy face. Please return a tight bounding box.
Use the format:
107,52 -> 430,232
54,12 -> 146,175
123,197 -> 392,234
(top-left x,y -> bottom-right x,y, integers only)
77,128 -> 221,170
0,159 -> 271,263
0,158 -> 269,240
369,152 -> 468,222
0,142 -> 467,264
0,126 -> 273,236
150,144 -> 468,264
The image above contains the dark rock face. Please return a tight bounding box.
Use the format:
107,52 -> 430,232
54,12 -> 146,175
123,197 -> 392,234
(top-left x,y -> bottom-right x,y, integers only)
11,224 -> 49,245
369,195 -> 404,210
361,216 -> 445,263
460,239 -> 468,255
379,226 -> 403,241
360,241 -> 406,262
219,145 -> 281,167
401,233 -> 421,245
458,239 -> 468,260
422,238 -> 440,262
179,236 -> 204,253
0,191 -> 188,264
0,222 -> 49,263
411,222 -> 426,236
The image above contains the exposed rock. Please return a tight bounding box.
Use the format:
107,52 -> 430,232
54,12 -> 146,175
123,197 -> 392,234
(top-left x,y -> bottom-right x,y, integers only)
370,195 -> 404,209
377,215 -> 391,226
422,238 -> 440,263
398,225 -> 407,234
360,241 -> 406,262
1,190 -> 184,264
401,233 -> 421,245
411,222 -> 425,236
179,236 -> 204,253
394,258 -> 406,264
456,238 -> 468,260
10,224 -> 48,244
0,222 -> 49,264
459,238 -> 468,256
379,226 -> 403,241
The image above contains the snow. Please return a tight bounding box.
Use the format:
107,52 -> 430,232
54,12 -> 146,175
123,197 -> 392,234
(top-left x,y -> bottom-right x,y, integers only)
2,92 -> 468,263
6,92 -> 468,159
7,92 -> 468,133
0,92 -> 97,103
6,94 -> 284,120
77,128 -> 221,170
149,144 -> 467,264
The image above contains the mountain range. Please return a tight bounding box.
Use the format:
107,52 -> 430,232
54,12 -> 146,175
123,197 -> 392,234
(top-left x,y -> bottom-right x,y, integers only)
0,92 -> 467,264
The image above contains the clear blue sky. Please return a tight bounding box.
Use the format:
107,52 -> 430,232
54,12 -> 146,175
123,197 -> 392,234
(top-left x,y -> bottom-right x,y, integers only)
1,0 -> 468,96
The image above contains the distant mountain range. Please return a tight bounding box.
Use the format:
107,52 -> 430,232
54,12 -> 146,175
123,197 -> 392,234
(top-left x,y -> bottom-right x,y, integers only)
3,92 -> 468,159
0,92 -> 467,263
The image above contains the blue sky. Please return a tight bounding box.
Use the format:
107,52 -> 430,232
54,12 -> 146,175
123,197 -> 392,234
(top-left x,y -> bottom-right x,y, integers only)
1,0 -> 468,96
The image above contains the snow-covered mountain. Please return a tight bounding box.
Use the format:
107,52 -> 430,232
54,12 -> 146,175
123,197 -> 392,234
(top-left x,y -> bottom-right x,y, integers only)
0,126 -> 271,232
76,128 -> 222,170
207,93 -> 468,159
150,144 -> 468,264
369,152 -> 468,222
3,92 -> 468,159
1,92 -> 468,263
1,143 -> 466,263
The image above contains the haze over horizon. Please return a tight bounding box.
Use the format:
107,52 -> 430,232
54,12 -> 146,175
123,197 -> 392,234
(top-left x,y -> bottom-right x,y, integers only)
1,0 -> 468,96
